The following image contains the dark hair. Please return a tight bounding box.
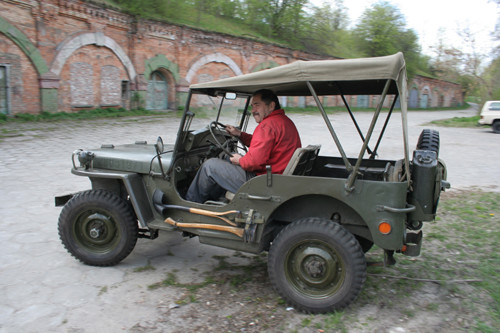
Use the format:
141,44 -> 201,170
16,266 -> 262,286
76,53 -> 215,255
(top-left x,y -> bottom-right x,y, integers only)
253,89 -> 281,110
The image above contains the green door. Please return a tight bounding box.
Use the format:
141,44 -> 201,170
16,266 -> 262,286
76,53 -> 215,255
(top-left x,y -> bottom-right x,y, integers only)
147,72 -> 168,110
0,66 -> 8,115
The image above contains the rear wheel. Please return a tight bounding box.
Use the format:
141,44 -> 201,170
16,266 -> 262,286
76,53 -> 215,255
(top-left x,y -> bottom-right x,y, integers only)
416,129 -> 440,157
492,121 -> 500,134
268,217 -> 367,313
58,190 -> 138,266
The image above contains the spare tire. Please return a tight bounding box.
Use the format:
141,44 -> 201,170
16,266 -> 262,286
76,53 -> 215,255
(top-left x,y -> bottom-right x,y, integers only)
416,129 -> 439,158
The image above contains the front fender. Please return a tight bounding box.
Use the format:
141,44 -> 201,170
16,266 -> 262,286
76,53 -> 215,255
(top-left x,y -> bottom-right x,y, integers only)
71,167 -> 153,228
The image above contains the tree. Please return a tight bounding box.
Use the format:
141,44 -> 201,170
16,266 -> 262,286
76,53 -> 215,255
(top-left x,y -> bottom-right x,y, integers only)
353,2 -> 421,77
266,0 -> 308,41
303,0 -> 357,57
484,57 -> 500,99
242,0 -> 273,36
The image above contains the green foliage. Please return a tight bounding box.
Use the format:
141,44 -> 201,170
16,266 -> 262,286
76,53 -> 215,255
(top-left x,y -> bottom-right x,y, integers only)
353,1 -> 421,78
482,57 -> 500,100
303,1 -> 359,58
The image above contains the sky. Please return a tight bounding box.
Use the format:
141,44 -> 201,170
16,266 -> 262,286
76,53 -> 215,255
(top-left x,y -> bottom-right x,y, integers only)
311,0 -> 499,58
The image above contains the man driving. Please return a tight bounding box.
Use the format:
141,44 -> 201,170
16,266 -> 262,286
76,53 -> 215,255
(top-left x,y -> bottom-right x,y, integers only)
185,89 -> 301,203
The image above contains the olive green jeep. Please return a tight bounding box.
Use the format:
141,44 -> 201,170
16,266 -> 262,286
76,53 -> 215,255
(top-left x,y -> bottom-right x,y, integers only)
56,53 -> 449,313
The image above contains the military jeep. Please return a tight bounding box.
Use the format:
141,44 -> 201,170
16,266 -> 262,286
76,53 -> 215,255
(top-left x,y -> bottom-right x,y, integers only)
56,52 -> 449,313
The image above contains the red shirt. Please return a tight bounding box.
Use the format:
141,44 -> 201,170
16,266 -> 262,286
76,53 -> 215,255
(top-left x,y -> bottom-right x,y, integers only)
239,109 -> 301,175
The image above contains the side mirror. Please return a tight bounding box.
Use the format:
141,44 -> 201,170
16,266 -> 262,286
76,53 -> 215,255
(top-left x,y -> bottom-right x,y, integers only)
155,136 -> 164,153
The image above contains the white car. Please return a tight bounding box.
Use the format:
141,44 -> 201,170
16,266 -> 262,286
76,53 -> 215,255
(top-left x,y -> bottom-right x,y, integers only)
478,101 -> 500,133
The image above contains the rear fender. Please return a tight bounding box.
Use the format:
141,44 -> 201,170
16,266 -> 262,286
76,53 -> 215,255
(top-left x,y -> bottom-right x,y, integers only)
266,194 -> 371,241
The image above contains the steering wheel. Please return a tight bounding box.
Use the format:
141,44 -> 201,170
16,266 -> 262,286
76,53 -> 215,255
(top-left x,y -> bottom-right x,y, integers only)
208,121 -> 248,158
209,121 -> 235,157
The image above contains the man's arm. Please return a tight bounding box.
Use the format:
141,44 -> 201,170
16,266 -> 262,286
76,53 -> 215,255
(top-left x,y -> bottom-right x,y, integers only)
225,124 -> 252,146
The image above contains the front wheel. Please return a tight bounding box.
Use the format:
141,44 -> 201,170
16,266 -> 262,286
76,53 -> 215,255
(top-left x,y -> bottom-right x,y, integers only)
268,218 -> 367,313
58,190 -> 138,266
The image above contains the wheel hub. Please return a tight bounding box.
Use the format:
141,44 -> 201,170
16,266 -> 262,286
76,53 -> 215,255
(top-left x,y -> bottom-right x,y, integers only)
85,213 -> 110,241
74,212 -> 118,251
303,256 -> 326,278
287,242 -> 342,295
89,226 -> 102,239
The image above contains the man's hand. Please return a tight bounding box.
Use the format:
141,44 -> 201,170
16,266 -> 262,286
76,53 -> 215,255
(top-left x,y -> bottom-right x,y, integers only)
225,124 -> 241,137
230,153 -> 242,165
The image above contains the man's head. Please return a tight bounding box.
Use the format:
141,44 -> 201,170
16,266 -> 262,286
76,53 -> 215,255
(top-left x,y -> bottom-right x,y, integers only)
250,89 -> 281,123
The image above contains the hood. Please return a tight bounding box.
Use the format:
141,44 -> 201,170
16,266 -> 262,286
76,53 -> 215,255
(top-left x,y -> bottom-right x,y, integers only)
77,142 -> 174,175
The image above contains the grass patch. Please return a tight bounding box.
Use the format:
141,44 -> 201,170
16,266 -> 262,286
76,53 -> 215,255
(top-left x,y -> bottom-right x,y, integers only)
0,108 -> 169,123
133,262 -> 156,272
343,190 -> 499,331
1,104 -> 472,124
98,286 -> 108,296
429,115 -> 481,128
146,253 -> 268,306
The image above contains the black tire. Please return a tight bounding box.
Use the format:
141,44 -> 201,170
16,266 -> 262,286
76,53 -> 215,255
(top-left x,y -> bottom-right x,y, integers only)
268,218 -> 367,313
58,190 -> 138,266
416,129 -> 440,157
492,121 -> 500,134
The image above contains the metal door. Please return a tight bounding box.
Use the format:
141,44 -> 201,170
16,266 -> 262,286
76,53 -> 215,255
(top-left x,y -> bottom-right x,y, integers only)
420,94 -> 429,109
147,72 -> 168,110
409,88 -> 418,108
357,95 -> 369,108
0,66 -> 8,115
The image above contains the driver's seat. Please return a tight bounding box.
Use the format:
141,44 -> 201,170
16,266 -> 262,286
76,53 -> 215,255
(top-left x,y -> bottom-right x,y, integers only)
223,145 -> 321,202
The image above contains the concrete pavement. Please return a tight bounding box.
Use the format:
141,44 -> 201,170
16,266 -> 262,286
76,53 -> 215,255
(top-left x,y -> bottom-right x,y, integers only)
0,107 -> 499,332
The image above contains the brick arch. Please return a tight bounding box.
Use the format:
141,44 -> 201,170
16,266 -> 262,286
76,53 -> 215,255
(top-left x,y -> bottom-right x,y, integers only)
185,53 -> 242,84
420,85 -> 431,94
144,54 -> 179,82
50,32 -> 136,81
250,60 -> 279,72
0,16 -> 49,75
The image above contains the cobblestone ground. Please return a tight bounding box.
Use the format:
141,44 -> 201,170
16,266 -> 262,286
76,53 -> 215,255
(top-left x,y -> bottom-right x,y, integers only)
0,107 -> 498,332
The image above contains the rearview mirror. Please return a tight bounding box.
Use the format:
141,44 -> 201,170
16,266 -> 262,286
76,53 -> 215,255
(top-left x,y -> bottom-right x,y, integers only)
225,92 -> 237,100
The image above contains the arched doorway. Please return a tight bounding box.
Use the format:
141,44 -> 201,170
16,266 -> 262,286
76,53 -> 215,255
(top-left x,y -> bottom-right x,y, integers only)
147,71 -> 168,110
420,94 -> 429,109
409,88 -> 418,108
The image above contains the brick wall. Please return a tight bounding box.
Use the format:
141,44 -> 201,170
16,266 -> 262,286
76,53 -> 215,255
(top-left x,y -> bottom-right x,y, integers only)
0,0 -> 463,115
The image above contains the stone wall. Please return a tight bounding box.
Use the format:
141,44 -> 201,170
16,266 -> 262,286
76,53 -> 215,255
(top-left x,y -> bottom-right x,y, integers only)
0,0 -> 463,115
